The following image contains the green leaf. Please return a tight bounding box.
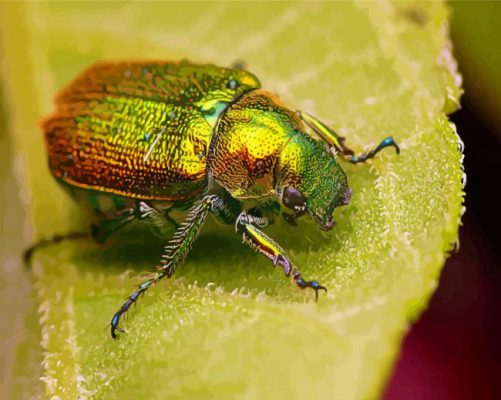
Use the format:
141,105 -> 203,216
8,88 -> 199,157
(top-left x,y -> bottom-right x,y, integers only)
1,1 -> 464,399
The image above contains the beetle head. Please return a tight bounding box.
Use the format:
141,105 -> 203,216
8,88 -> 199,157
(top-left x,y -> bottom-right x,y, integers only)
276,136 -> 351,230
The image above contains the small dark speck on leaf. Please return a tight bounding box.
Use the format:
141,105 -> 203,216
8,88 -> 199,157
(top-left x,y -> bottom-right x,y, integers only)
231,59 -> 247,70
398,7 -> 428,26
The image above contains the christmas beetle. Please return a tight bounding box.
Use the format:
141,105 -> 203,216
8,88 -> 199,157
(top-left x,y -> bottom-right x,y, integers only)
39,60 -> 399,338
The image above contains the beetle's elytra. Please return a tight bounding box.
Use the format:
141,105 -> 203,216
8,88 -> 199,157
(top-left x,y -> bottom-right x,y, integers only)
41,60 -> 399,338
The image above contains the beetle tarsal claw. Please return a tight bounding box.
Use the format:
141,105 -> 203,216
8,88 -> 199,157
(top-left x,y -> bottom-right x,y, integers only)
293,274 -> 327,301
313,285 -> 328,302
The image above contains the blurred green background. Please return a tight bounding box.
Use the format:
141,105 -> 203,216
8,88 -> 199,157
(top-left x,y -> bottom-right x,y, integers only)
2,1 -> 498,399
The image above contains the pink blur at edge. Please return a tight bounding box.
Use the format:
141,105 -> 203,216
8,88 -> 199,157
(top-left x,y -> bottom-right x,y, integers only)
384,213 -> 501,400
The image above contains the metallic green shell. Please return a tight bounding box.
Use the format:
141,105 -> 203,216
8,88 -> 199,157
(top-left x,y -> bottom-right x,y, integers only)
43,60 -> 261,200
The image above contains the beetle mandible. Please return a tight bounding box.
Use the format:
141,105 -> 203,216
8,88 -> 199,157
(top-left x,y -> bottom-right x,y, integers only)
40,60 -> 399,338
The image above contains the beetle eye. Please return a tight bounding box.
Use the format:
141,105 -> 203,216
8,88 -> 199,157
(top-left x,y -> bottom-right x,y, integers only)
282,187 -> 306,210
227,78 -> 239,90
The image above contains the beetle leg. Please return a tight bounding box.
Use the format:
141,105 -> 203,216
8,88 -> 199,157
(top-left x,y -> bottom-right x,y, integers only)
257,200 -> 281,226
110,194 -> 223,338
341,137 -> 400,164
135,201 -> 162,220
92,201 -> 172,243
91,208 -> 136,243
235,211 -> 327,300
209,190 -> 242,225
24,231 -> 90,266
24,202 -> 158,264
163,209 -> 180,230
298,111 -> 400,163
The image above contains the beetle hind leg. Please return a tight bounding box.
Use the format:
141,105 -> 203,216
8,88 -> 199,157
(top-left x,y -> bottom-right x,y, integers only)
91,209 -> 135,243
24,231 -> 90,266
91,201 -> 173,243
24,201 -> 158,264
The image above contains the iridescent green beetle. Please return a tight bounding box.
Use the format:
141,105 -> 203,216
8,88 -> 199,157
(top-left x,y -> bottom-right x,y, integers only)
40,60 -> 399,338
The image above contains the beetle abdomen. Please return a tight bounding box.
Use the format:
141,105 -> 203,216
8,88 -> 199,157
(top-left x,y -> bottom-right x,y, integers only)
43,61 -> 261,200
45,97 -> 210,200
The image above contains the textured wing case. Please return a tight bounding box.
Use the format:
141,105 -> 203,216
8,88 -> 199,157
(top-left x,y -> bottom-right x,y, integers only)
43,61 -> 261,200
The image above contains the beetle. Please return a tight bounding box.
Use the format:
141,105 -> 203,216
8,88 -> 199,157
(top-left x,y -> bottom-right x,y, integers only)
40,60 -> 399,338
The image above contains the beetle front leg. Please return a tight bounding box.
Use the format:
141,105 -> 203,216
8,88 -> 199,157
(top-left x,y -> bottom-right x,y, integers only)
235,211 -> 327,300
298,111 -> 400,163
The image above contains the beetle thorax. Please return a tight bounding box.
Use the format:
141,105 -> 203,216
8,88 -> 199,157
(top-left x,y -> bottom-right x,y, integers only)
208,90 -> 304,199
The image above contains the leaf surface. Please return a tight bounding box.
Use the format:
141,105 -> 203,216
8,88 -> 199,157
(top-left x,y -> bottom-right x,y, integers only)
0,1 -> 464,399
